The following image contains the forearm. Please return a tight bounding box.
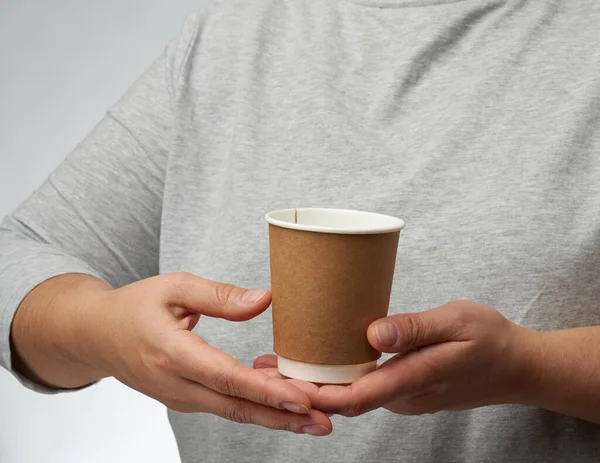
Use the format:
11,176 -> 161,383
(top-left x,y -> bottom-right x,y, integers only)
10,273 -> 112,389
520,326 -> 600,423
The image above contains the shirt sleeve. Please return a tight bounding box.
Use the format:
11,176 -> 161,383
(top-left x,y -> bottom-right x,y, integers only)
0,10 -> 204,392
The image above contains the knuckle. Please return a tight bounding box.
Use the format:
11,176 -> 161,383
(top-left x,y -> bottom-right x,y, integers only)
402,314 -> 427,350
222,401 -> 251,424
258,416 -> 295,432
214,283 -> 237,307
277,421 -> 297,433
341,402 -> 366,418
151,337 -> 179,373
152,350 -> 172,373
166,271 -> 193,286
146,378 -> 181,404
402,402 -> 434,416
212,369 -> 231,393
213,367 -> 241,397
403,405 -> 425,416
163,272 -> 193,299
158,387 -> 180,404
446,301 -> 482,337
444,300 -> 463,310
162,336 -> 180,360
253,376 -> 273,405
452,308 -> 472,333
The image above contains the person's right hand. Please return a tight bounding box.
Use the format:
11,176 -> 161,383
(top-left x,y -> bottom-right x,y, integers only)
13,272 -> 331,436
93,273 -> 332,436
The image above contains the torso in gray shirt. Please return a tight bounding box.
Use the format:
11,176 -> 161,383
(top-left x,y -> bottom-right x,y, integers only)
2,0 -> 600,461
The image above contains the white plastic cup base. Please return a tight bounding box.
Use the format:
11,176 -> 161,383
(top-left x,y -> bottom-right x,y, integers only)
277,356 -> 377,384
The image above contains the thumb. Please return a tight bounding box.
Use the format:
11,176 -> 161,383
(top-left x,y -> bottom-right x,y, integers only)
164,273 -> 271,322
367,306 -> 460,353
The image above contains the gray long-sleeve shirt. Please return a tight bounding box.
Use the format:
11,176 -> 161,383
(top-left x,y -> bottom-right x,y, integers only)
3,0 -> 600,461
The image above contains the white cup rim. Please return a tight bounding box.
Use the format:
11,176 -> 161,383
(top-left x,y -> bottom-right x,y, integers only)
265,207 -> 405,235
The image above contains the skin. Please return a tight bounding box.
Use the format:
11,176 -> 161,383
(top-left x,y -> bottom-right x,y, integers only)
10,273 -> 332,437
255,300 -> 600,424
13,277 -> 600,434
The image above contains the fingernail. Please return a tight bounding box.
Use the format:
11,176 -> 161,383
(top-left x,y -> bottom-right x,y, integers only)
375,322 -> 398,347
301,425 -> 331,437
282,402 -> 310,414
241,289 -> 268,305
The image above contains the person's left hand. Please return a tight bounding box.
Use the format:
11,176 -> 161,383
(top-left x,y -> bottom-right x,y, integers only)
254,301 -> 540,417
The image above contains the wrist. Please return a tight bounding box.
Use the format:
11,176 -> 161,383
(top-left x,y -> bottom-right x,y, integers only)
58,276 -> 115,382
507,326 -> 600,423
12,274 -> 113,388
505,324 -> 546,406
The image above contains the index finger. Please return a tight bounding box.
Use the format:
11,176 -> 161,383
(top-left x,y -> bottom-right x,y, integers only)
174,331 -> 312,414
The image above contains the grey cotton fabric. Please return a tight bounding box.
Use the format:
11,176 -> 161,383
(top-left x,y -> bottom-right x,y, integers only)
2,0 -> 600,461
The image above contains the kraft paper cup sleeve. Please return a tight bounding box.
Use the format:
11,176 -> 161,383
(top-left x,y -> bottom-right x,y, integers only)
266,208 -> 404,384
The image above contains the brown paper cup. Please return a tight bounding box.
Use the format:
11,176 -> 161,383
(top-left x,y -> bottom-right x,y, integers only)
266,208 -> 404,384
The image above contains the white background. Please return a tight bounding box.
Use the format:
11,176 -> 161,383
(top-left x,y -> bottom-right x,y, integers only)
0,1 -> 204,461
